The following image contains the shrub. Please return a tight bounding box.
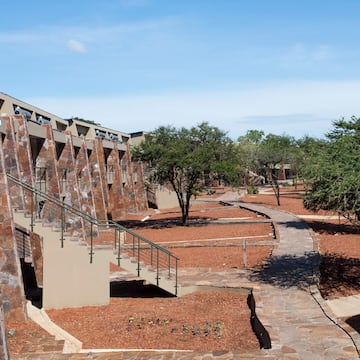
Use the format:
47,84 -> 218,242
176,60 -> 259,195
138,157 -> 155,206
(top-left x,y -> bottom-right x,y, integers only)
247,186 -> 259,194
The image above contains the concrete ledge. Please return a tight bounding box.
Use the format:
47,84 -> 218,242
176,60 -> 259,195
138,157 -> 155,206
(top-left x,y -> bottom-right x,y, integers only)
26,301 -> 82,353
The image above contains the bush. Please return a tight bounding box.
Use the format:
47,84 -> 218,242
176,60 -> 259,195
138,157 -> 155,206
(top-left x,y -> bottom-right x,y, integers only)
247,186 -> 259,194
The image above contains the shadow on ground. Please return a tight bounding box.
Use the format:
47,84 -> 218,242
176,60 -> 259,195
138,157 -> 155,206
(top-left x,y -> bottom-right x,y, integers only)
248,252 -> 360,298
346,315 -> 360,334
307,220 -> 360,235
278,219 -> 310,230
118,217 -> 213,229
248,252 -> 320,290
110,280 -> 174,298
319,254 -> 360,299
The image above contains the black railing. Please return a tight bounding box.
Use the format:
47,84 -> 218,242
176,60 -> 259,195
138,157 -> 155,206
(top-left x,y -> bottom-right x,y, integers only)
7,173 -> 179,295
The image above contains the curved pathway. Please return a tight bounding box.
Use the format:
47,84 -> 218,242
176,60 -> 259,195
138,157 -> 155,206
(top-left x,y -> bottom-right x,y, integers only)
15,201 -> 360,360
239,202 -> 360,359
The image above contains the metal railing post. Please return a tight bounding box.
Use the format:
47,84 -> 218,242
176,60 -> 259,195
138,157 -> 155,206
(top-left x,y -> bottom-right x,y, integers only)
117,229 -> 121,266
60,199 -> 65,248
156,248 -> 160,286
89,222 -> 94,263
243,240 -> 247,268
137,236 -> 140,276
175,258 -> 178,296
30,191 -> 35,232
7,173 -> 180,296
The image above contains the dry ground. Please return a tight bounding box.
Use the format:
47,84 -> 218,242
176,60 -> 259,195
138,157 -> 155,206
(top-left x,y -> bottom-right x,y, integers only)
6,184 -> 360,355
241,184 -> 360,299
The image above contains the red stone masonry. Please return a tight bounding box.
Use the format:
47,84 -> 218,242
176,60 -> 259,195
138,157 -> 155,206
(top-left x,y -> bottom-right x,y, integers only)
107,146 -> 126,219
15,117 -> 36,213
0,114 -> 149,325
75,138 -> 97,219
56,132 -> 85,238
2,117 -> 25,211
89,137 -> 108,220
35,125 -> 62,225
0,131 -> 26,323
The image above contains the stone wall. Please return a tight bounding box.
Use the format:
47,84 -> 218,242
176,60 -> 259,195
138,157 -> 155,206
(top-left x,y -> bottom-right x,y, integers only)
0,114 -> 148,321
0,126 -> 26,323
0,305 -> 10,360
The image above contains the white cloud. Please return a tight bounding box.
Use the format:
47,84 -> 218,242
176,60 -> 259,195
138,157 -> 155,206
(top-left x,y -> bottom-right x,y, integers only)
67,39 -> 87,53
25,80 -> 360,139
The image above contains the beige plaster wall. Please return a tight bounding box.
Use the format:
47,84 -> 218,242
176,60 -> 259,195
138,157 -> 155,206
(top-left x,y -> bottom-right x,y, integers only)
43,234 -> 111,310
155,186 -> 178,209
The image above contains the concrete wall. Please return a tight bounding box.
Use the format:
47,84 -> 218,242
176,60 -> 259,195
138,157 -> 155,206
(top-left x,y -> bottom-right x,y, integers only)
43,233 -> 110,309
155,186 -> 178,209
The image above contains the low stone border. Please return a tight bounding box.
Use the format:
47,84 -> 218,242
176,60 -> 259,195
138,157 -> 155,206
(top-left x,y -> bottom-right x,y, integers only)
247,290 -> 271,350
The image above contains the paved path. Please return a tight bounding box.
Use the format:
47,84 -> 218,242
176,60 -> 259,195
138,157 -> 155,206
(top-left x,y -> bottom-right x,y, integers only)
15,201 -> 360,360
240,202 -> 360,359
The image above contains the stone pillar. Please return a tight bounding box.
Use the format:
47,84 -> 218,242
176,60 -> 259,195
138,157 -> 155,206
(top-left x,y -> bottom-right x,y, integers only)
0,135 -> 26,322
88,138 -> 107,220
132,161 -> 148,212
56,132 -> 85,238
120,145 -> 137,213
0,305 -> 10,360
1,116 -> 26,211
107,147 -> 126,219
75,138 -> 97,219
35,124 -> 61,225
16,116 -> 36,213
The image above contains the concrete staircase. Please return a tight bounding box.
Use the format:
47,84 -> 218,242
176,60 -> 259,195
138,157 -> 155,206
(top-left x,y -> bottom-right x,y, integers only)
12,204 -> 178,310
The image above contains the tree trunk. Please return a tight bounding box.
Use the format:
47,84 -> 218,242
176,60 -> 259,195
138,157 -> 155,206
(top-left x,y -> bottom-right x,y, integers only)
269,170 -> 281,206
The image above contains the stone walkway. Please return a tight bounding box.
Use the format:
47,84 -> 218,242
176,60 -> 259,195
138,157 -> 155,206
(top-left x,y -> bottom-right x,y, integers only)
241,202 -> 360,359
14,201 -> 360,359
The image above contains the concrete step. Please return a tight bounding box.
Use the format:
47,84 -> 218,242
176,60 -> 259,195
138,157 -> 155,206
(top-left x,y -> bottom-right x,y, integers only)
12,208 -> 178,296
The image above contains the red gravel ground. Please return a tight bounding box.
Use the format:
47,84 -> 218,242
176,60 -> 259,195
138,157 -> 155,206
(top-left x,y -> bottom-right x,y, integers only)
47,292 -> 256,351
241,184 -> 360,299
6,184 -> 360,356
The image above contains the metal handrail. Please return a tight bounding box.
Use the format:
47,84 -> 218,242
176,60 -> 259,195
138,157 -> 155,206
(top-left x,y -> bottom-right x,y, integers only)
7,173 -> 179,295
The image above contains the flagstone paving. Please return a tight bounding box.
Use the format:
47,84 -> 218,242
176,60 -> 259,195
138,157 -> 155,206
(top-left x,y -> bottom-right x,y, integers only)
13,200 -> 360,359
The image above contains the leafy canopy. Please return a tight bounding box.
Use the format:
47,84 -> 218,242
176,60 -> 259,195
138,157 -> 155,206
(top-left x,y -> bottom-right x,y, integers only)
303,116 -> 360,224
132,122 -> 239,225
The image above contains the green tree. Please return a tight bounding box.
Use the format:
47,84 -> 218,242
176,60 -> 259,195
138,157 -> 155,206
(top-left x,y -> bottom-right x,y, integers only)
303,117 -> 360,224
258,134 -> 296,206
132,122 -> 240,225
237,130 -> 265,186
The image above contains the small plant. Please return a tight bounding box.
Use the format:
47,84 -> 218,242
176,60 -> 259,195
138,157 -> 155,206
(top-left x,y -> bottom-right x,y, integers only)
125,315 -> 225,340
182,324 -> 189,334
204,322 -> 212,337
247,186 -> 259,194
214,321 -> 223,337
192,325 -> 201,336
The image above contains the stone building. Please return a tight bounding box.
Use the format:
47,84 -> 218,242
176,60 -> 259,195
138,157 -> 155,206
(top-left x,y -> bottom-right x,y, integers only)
0,92 -> 179,358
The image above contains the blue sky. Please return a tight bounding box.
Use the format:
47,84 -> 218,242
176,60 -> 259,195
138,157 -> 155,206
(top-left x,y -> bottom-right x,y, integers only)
2,0 -> 360,138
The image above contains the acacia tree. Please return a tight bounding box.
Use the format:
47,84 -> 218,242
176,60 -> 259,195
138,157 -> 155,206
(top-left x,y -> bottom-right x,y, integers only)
132,122 -> 240,225
237,130 -> 265,186
258,133 -> 295,206
303,117 -> 360,224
